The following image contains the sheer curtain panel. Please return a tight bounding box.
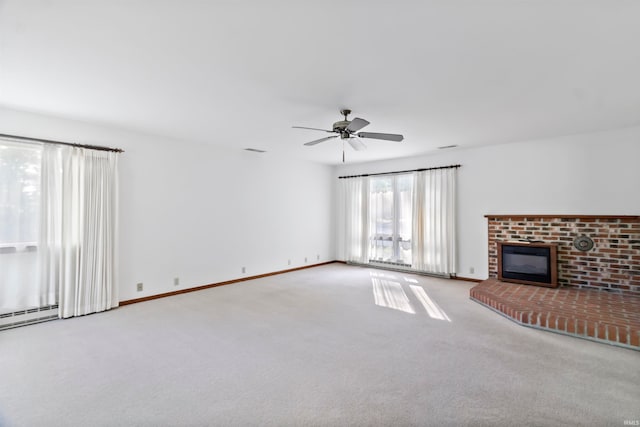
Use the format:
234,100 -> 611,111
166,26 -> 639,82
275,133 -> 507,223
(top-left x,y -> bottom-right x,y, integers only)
40,146 -> 119,318
411,168 -> 457,275
0,141 -> 46,313
342,177 -> 370,264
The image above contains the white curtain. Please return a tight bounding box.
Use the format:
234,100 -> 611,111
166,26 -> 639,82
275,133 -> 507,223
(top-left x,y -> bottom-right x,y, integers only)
411,168 -> 457,275
0,141 -> 47,313
40,146 -> 119,318
341,177 -> 370,264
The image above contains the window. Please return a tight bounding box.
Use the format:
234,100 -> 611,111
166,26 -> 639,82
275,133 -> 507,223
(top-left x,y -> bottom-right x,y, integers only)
0,141 -> 42,314
1,137 -> 121,324
369,174 -> 413,265
0,142 -> 41,248
341,167 -> 457,275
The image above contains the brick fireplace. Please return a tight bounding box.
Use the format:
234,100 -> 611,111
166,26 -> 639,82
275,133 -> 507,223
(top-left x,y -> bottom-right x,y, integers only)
470,215 -> 640,350
486,215 -> 640,295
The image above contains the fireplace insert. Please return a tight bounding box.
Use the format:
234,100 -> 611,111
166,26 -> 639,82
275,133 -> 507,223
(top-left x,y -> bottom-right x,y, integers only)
497,241 -> 558,287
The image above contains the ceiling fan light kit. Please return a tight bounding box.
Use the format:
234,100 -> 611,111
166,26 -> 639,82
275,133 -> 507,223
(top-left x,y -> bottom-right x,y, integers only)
292,109 -> 404,162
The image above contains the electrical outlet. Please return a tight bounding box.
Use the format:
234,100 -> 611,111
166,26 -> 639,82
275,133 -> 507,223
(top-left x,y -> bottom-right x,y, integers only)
317,254 -> 320,261
469,267 -> 475,274
288,259 -> 291,265
136,282 -> 143,292
174,277 -> 179,286
304,257 -> 307,263
242,267 -> 246,274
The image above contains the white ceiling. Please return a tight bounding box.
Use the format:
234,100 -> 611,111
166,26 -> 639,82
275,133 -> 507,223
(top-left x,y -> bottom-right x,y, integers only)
1,1 -> 639,165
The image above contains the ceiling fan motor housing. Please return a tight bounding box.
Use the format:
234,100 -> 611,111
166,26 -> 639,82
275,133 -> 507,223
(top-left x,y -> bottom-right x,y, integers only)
332,120 -> 350,132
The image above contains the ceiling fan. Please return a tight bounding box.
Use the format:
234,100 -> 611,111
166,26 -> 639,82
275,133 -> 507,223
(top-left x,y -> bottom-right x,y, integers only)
293,109 -> 404,162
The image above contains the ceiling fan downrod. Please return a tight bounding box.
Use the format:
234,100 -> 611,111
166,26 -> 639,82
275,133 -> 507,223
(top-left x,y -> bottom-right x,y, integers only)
342,140 -> 345,163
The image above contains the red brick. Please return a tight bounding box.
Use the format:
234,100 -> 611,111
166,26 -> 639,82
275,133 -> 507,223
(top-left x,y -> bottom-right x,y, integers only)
597,324 -> 607,340
556,316 -> 568,331
545,314 -> 554,328
631,333 -> 640,347
619,332 -> 629,344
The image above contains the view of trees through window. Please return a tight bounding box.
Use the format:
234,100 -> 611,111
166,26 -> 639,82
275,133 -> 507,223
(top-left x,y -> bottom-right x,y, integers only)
0,142 -> 41,246
369,174 -> 413,265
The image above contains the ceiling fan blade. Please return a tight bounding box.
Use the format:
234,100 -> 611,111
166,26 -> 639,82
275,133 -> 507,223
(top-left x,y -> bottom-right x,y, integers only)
347,137 -> 367,151
292,126 -> 334,133
345,117 -> 370,133
304,135 -> 338,146
357,132 -> 404,142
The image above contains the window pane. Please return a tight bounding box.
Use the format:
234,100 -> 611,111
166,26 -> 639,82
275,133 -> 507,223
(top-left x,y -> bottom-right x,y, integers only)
0,142 -> 41,245
368,174 -> 413,265
0,141 -> 42,314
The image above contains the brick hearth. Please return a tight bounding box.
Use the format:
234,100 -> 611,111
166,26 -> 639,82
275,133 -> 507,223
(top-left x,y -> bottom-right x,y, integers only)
471,279 -> 640,350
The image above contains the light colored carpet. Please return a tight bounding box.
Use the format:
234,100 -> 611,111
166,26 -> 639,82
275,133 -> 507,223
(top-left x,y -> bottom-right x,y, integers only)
0,263 -> 638,427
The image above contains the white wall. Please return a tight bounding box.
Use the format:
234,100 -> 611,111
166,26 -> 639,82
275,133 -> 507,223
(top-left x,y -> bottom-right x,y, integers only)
3,105 -> 638,294
333,126 -> 640,280
0,107 -> 334,301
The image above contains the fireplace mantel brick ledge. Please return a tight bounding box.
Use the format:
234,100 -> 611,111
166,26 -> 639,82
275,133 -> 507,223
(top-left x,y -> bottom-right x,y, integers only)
471,214 -> 640,351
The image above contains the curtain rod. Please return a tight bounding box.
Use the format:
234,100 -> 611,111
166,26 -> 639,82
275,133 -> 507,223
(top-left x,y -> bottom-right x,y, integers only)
0,133 -> 124,153
338,164 -> 460,179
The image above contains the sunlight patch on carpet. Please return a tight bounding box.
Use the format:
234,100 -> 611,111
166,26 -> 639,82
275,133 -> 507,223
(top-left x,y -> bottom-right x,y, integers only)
410,285 -> 451,321
371,272 -> 415,314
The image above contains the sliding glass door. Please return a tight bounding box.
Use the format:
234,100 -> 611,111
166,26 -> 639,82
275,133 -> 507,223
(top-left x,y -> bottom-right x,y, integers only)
2,138 -> 120,325
369,174 -> 413,265
341,167 -> 457,275
0,141 -> 43,315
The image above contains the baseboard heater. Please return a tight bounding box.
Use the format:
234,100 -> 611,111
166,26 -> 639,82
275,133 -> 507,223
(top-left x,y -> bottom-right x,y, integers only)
0,305 -> 59,331
347,261 -> 451,279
